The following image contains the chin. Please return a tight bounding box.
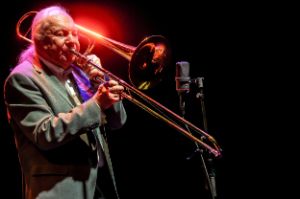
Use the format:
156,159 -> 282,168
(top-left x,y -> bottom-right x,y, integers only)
62,61 -> 73,69
59,56 -> 74,68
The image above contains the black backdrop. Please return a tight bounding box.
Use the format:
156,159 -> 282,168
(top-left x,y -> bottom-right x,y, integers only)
0,0 -> 281,198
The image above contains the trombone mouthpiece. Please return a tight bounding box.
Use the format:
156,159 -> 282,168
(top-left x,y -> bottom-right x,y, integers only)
69,48 -> 76,53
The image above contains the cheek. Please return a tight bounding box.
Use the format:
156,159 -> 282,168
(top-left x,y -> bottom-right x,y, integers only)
41,36 -> 60,51
51,37 -> 65,48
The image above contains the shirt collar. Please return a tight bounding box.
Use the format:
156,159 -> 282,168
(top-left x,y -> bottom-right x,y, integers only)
39,56 -> 73,79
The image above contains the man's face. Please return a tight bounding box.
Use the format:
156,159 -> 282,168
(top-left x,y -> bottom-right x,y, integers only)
34,14 -> 80,69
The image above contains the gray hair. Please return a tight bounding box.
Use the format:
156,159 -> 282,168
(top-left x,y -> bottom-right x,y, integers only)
18,5 -> 71,63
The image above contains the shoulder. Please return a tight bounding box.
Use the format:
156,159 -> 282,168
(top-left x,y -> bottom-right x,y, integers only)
4,60 -> 38,89
8,60 -> 36,78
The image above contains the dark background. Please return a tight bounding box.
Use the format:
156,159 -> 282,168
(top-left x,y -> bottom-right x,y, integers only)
1,0 -> 287,198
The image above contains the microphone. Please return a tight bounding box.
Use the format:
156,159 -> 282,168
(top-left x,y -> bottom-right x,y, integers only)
175,61 -> 191,94
175,61 -> 190,116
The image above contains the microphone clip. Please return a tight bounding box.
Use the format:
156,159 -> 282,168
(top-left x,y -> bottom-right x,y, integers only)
190,77 -> 204,89
190,77 -> 204,99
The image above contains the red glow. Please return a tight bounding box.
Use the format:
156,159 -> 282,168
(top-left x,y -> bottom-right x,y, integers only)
65,3 -> 124,40
59,2 -> 147,77
75,18 -> 109,39
60,2 -> 130,71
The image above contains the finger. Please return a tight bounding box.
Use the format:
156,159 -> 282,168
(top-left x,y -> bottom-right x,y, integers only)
98,84 -> 109,93
104,80 -> 118,87
87,54 -> 102,67
90,68 -> 104,77
108,85 -> 124,94
110,93 -> 123,101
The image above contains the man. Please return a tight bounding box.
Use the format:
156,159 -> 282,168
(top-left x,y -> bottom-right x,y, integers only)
4,5 -> 126,199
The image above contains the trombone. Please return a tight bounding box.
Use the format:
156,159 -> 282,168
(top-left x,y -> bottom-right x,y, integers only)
16,11 -> 222,157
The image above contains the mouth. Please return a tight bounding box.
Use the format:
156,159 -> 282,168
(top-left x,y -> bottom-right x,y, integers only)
64,42 -> 78,54
58,49 -> 75,64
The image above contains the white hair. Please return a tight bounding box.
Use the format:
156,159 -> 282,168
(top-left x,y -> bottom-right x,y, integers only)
18,5 -> 71,63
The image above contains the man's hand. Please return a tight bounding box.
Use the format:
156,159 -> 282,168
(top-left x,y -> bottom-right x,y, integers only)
93,79 -> 124,110
83,54 -> 104,84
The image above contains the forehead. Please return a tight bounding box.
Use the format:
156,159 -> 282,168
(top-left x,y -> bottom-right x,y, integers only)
44,14 -> 75,30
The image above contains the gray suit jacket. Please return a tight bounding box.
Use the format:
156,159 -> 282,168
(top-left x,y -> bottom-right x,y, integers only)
4,58 -> 127,199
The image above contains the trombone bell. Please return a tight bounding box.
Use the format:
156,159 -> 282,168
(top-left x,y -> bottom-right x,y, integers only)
75,24 -> 171,90
130,35 -> 170,90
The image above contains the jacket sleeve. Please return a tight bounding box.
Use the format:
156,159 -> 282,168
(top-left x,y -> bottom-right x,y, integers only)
104,101 -> 127,130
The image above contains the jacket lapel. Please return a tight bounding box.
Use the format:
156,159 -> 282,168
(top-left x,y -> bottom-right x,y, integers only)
31,59 -> 76,108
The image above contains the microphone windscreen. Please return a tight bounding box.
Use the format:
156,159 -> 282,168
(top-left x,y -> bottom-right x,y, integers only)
175,61 -> 190,93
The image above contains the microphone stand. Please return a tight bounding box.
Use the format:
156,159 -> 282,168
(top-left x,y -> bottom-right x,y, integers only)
194,77 -> 217,199
181,77 -> 217,199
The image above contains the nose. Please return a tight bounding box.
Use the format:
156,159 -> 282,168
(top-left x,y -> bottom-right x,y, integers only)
63,30 -> 80,52
65,40 -> 76,50
65,37 -> 79,51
